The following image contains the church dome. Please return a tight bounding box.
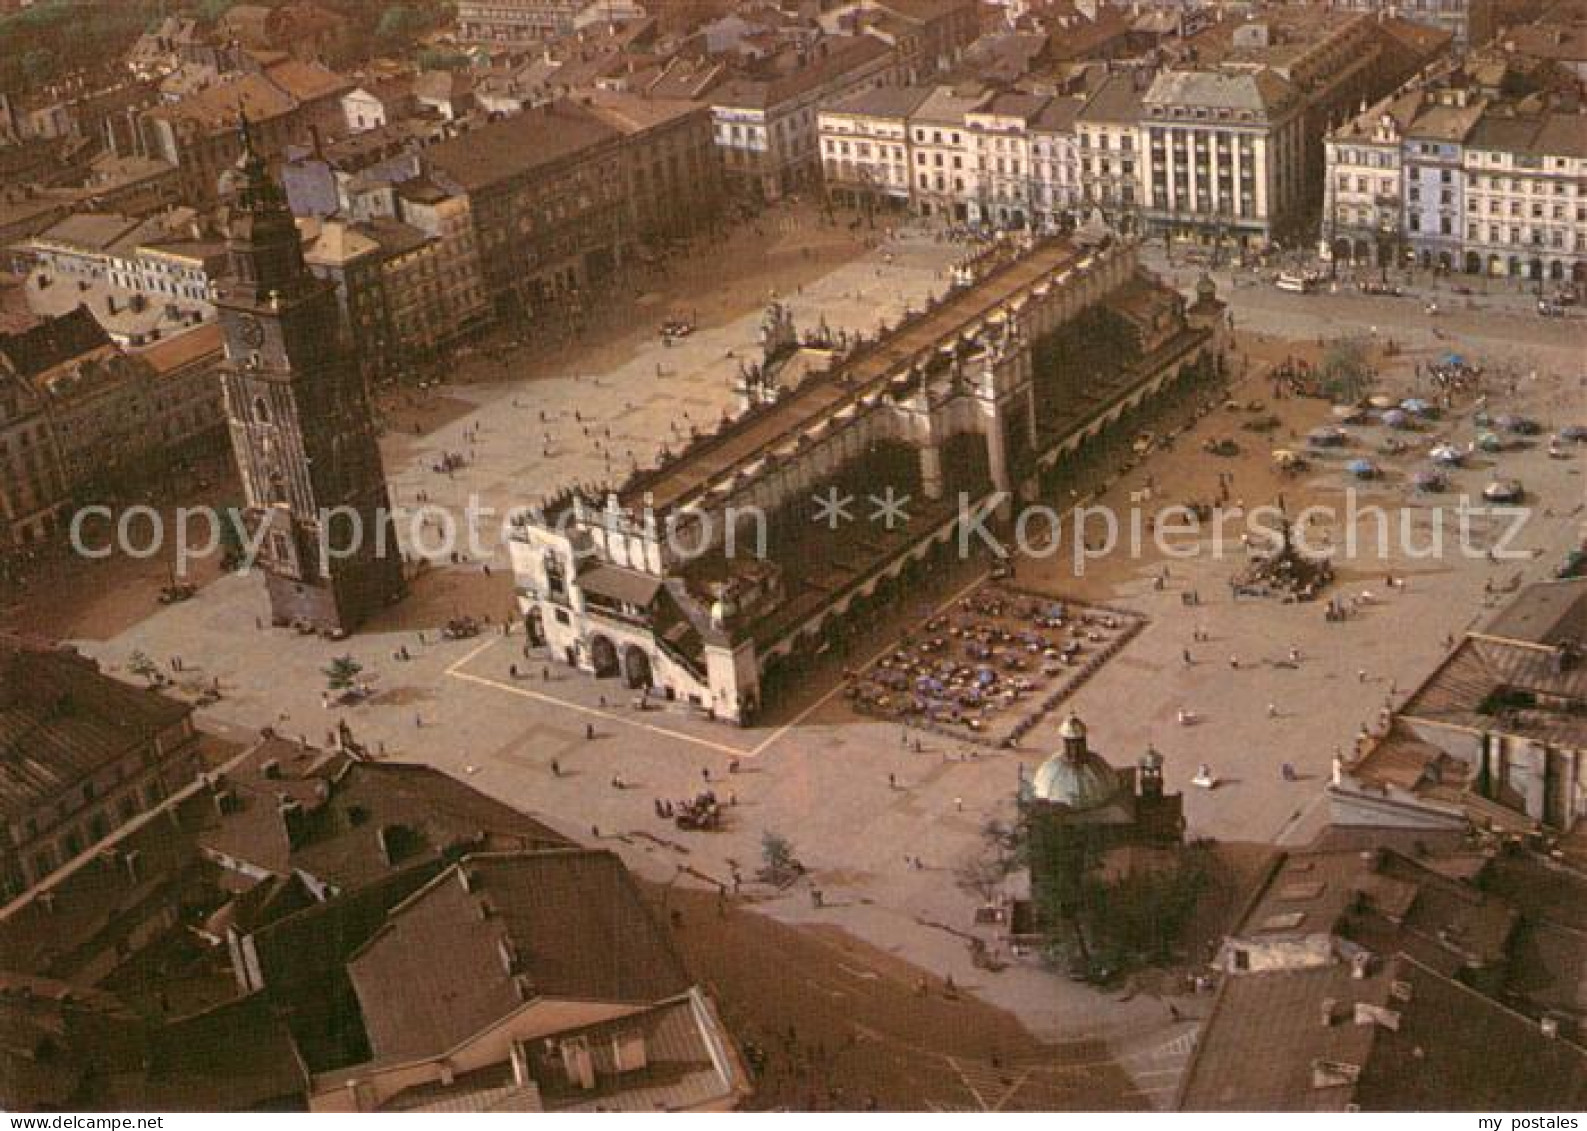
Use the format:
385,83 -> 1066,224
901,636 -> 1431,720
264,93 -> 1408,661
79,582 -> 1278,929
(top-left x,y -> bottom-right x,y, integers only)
1027,715 -> 1120,810
1028,751 -> 1120,809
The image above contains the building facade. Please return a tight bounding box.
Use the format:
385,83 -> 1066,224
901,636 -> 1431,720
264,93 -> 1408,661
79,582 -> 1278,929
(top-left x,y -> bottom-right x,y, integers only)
818,86 -> 931,208
1325,80 -> 1587,279
510,238 -> 1219,723
1332,0 -> 1494,50
0,634 -> 202,900
712,36 -> 899,200
426,103 -> 629,320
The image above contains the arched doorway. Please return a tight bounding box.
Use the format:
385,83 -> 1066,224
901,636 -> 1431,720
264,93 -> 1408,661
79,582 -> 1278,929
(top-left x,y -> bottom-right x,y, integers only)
589,634 -> 618,677
524,607 -> 545,646
1331,238 -> 1350,263
1465,251 -> 1481,275
1549,260 -> 1564,281
622,645 -> 652,690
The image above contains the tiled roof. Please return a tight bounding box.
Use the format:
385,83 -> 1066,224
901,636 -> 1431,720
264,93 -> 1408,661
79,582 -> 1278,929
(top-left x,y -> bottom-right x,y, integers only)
425,102 -> 621,193
710,36 -> 892,110
145,60 -> 350,132
0,307 -> 113,380
1230,846 -> 1517,977
197,743 -> 571,891
0,634 -> 190,824
138,323 -> 223,375
1400,636 -> 1587,749
1077,71 -> 1144,124
1477,578 -> 1585,649
577,91 -> 705,134
1143,67 -> 1295,115
381,991 -> 745,1113
347,850 -> 693,1064
1179,952 -> 1587,1110
823,84 -> 934,119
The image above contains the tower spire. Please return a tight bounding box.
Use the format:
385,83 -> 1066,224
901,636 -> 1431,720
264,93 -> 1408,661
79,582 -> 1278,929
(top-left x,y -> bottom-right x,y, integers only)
220,112 -> 305,302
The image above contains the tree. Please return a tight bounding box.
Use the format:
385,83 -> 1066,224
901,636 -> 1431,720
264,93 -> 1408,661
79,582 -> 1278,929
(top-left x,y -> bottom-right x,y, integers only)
197,0 -> 231,22
1319,337 -> 1374,403
415,46 -> 468,70
127,651 -> 160,686
1071,850 -> 1209,969
757,830 -> 801,884
954,816 -> 1022,903
323,655 -> 364,691
375,3 -> 417,41
1028,819 -> 1106,970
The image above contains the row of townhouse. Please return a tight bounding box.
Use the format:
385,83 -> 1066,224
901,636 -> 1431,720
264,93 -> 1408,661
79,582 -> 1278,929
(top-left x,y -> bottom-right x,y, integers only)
820,83 -> 1089,229
1325,80 -> 1587,281
819,69 -> 1311,245
820,12 -> 1447,250
710,36 -> 904,201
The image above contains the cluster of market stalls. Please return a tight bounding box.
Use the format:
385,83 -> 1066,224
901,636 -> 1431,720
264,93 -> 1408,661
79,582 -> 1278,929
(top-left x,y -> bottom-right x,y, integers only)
842,583 -> 1143,747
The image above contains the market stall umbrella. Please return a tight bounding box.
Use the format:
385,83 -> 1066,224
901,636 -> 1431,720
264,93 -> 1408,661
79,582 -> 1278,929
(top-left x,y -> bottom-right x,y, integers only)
1309,427 -> 1348,447
1477,432 -> 1505,452
1331,404 -> 1366,421
1562,425 -> 1587,442
1483,479 -> 1523,503
1368,395 -> 1395,409
1411,469 -> 1446,492
1381,409 -> 1410,429
1429,443 -> 1464,465
1271,448 -> 1302,467
1347,458 -> 1379,478
1498,414 -> 1540,435
1400,398 -> 1433,415
1442,352 -> 1466,367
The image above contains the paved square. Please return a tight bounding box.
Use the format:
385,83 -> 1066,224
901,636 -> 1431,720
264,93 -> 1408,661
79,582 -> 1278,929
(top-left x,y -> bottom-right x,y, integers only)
77,229 -> 1587,1090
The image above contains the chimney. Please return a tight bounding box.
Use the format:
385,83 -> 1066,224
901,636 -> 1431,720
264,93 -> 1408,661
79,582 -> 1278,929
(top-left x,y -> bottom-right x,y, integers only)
1541,1016 -> 1560,1039
1351,952 -> 1374,980
1320,997 -> 1338,1027
375,823 -> 400,865
261,758 -> 281,780
497,936 -> 519,975
1354,1003 -> 1402,1031
278,796 -> 307,849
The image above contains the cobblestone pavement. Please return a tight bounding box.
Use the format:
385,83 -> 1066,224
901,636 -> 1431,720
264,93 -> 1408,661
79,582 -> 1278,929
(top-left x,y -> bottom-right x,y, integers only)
78,230 -> 1587,1103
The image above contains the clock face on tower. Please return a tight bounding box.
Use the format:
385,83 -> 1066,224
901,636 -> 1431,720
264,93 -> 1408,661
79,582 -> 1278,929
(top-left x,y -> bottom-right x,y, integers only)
237,315 -> 265,349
